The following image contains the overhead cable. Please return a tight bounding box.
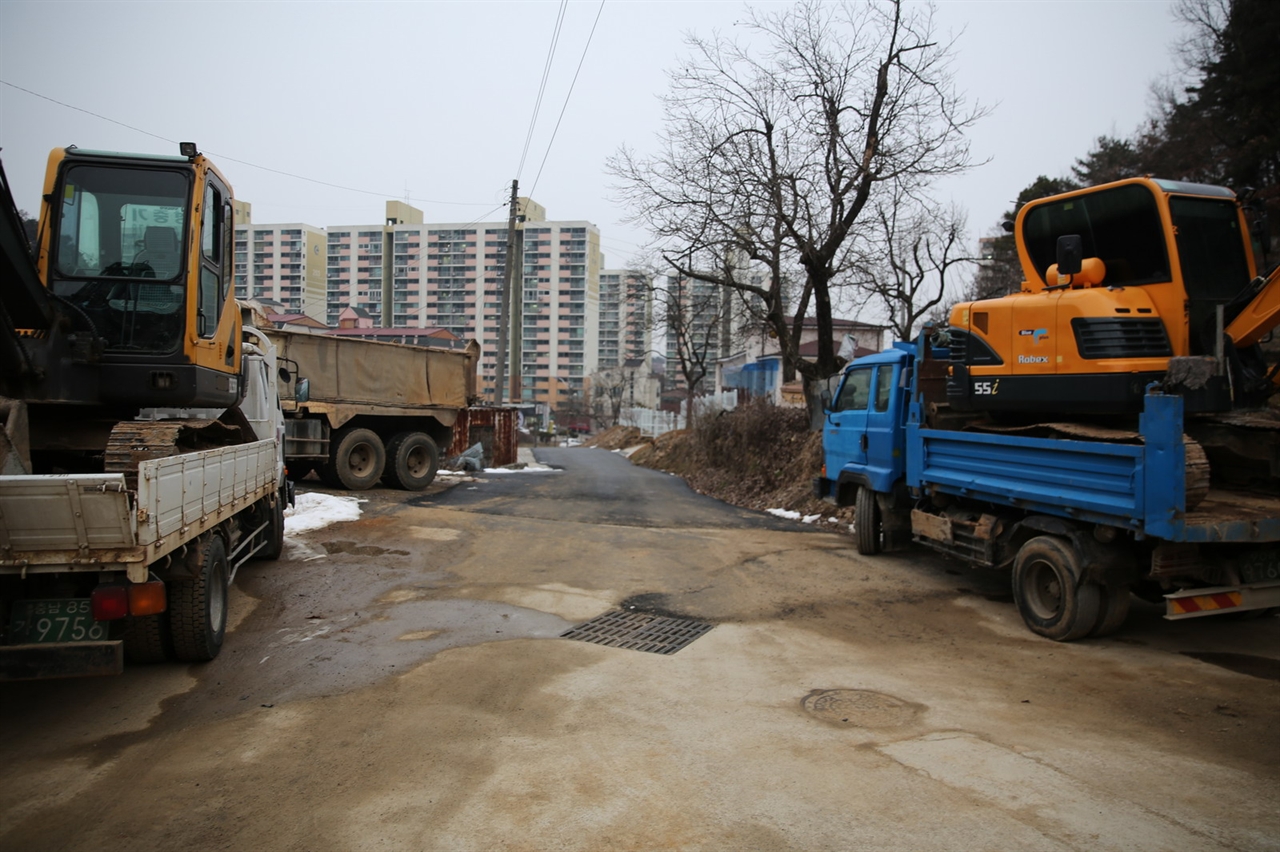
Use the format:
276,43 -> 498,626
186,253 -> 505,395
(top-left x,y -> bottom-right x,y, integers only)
0,79 -> 490,208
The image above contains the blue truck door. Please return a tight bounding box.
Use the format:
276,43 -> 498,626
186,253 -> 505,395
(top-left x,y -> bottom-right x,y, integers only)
864,362 -> 904,488
825,366 -> 873,473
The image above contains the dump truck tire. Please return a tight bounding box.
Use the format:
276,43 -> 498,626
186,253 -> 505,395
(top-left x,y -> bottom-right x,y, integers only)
1090,583 -> 1132,637
383,431 -> 440,491
325,427 -> 385,491
855,486 -> 882,555
1012,535 -> 1101,641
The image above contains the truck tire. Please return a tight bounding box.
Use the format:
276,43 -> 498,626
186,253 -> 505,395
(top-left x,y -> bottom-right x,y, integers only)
169,533 -> 230,662
383,431 -> 440,490
1012,535 -> 1101,641
123,613 -> 171,664
260,491 -> 285,561
324,427 -> 386,491
286,461 -> 314,482
855,486 -> 882,555
1090,583 -> 1132,637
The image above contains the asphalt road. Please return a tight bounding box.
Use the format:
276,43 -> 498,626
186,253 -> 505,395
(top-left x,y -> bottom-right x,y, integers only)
1,447 -> 1277,851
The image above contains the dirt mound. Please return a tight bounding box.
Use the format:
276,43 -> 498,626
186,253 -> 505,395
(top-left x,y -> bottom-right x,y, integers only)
583,425 -> 647,451
628,400 -> 854,527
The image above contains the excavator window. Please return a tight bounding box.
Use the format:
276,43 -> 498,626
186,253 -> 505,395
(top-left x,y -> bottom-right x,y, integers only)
48,163 -> 191,355
1023,184 -> 1170,287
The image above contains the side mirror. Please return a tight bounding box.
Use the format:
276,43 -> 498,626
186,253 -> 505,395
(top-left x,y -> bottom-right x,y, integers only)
819,388 -> 833,412
294,377 -> 310,404
278,366 -> 293,384
1056,235 -> 1083,276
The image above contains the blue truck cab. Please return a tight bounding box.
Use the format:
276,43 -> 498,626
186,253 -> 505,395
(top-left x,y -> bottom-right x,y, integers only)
816,332 -> 1280,641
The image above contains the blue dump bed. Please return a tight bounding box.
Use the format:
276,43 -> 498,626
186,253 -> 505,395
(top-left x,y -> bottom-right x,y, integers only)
906,392 -> 1280,545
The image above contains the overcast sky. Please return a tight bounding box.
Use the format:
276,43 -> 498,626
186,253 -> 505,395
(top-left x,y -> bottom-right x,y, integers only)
0,0 -> 1185,276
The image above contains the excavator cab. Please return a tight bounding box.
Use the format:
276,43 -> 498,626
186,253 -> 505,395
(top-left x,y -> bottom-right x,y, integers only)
31,145 -> 242,408
0,144 -> 245,475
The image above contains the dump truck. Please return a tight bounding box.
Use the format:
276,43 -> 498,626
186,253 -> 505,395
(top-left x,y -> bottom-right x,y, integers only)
0,145 -> 290,679
815,333 -> 1280,640
264,328 -> 480,491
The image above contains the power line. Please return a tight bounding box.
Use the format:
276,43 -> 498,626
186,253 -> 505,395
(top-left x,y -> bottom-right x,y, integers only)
0,79 -> 491,209
528,0 -> 606,200
516,0 -> 569,180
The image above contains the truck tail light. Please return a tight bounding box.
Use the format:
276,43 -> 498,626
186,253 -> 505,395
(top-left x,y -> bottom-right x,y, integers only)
128,581 -> 167,616
91,585 -> 129,621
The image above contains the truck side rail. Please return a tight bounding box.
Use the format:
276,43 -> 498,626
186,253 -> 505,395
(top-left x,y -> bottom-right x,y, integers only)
905,391 -> 1280,544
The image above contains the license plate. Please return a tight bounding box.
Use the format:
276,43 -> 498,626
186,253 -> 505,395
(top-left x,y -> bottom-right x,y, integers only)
9,599 -> 110,644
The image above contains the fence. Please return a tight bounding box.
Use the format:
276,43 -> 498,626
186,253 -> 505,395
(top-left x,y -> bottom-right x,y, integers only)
619,391 -> 740,437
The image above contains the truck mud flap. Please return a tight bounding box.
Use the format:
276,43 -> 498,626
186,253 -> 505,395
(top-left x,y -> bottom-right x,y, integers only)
0,640 -> 123,681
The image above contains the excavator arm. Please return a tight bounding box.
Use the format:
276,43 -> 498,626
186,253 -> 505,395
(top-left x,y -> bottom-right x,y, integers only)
1224,264 -> 1280,390
1225,265 -> 1280,349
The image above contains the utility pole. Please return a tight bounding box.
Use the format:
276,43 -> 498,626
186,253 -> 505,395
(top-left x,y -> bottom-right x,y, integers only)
493,180 -> 518,404
509,220 -> 524,403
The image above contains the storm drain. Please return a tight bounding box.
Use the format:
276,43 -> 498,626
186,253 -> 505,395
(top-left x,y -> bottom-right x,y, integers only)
560,610 -> 714,655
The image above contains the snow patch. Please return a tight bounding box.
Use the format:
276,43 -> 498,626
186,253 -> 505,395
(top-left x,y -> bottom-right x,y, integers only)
284,492 -> 364,535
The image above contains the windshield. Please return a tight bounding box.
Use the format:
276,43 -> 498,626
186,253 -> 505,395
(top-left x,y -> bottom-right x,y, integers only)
1023,184 -> 1170,286
49,164 -> 190,355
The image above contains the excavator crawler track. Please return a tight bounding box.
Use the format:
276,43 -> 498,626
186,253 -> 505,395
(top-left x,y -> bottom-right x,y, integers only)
104,419 -> 245,488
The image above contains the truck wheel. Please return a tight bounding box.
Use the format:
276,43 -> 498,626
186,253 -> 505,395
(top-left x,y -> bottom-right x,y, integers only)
169,533 -> 230,662
1090,583 -> 1132,637
260,491 -> 285,561
123,613 -> 171,664
855,486 -> 882,555
325,427 -> 385,491
1012,536 -> 1101,641
383,432 -> 440,490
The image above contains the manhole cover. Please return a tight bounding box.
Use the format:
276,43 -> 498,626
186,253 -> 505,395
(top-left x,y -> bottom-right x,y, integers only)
560,610 -> 714,655
802,689 -> 917,727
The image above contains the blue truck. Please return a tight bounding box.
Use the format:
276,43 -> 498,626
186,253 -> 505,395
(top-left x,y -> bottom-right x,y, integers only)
814,332 -> 1280,641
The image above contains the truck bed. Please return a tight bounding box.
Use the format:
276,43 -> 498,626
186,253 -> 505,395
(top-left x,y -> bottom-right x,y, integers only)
0,438 -> 277,581
905,393 -> 1280,544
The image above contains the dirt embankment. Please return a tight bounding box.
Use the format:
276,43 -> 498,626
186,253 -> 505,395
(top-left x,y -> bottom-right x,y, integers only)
585,401 -> 855,525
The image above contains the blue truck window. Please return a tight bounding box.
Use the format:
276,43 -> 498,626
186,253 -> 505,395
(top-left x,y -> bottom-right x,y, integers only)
874,364 -> 893,412
836,368 -> 872,412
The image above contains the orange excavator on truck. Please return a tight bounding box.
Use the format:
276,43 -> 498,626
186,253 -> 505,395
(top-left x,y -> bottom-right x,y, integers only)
942,177 -> 1280,491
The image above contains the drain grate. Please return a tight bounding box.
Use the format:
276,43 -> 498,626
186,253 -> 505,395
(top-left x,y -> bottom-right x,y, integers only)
560,610 -> 714,655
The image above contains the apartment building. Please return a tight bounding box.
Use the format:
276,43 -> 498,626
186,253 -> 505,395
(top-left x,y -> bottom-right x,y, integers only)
233,222 -> 328,321
598,269 -> 653,370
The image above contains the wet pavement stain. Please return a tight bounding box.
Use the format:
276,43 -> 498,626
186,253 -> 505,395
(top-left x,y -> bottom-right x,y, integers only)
1181,652 -> 1280,681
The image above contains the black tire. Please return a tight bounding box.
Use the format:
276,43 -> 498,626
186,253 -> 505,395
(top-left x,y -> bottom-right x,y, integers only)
382,432 -> 440,490
123,613 -> 171,664
855,486 -> 882,555
1090,583 -> 1132,637
325,427 -> 385,491
1012,535 -> 1101,642
169,533 -> 230,662
260,491 -> 285,561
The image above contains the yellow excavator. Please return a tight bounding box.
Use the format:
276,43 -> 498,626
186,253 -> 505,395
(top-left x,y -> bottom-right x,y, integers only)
1,143 -> 247,476
943,177 -> 1280,489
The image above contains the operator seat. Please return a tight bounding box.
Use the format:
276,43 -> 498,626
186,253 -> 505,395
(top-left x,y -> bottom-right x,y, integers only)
140,226 -> 180,279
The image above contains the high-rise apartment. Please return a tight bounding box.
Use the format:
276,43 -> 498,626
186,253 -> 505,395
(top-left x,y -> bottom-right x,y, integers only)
233,223 -> 327,321
598,269 -> 653,370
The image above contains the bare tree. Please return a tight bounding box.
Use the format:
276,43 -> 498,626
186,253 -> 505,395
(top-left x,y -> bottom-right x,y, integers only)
658,264 -> 734,424
610,0 -> 984,402
851,192 -> 973,341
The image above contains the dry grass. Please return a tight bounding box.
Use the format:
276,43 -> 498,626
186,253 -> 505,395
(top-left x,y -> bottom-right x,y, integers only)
625,399 -> 854,524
